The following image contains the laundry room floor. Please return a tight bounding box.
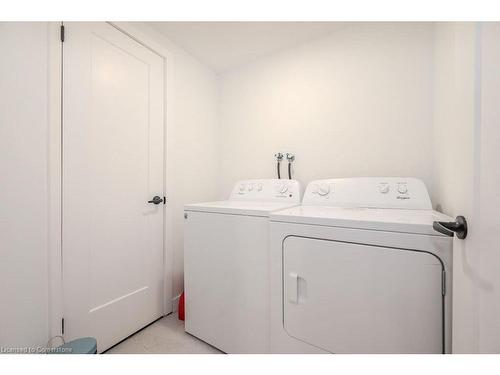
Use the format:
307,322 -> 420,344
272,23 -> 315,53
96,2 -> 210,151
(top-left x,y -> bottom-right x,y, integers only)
105,314 -> 222,354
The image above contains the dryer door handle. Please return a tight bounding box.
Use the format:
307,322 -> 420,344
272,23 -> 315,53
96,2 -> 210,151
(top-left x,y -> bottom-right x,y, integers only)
288,272 -> 299,304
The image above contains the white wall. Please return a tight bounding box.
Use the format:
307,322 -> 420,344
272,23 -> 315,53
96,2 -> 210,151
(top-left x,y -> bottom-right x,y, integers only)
433,23 -> 477,216
218,23 -> 435,199
0,23 -> 50,347
164,40 -> 219,299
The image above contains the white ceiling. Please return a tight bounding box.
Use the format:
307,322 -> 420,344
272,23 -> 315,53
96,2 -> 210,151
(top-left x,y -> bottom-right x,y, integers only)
149,22 -> 349,73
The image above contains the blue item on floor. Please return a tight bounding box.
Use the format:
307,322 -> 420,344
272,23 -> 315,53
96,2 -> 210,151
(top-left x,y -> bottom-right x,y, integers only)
52,337 -> 97,354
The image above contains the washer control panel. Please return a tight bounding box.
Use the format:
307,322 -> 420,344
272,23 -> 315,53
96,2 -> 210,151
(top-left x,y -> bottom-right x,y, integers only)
303,177 -> 432,209
230,179 -> 301,202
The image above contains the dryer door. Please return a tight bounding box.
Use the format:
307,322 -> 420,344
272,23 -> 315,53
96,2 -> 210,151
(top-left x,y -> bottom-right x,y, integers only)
283,236 -> 444,353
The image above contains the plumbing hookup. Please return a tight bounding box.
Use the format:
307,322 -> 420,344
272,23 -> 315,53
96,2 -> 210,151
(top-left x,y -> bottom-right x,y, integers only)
274,152 -> 295,179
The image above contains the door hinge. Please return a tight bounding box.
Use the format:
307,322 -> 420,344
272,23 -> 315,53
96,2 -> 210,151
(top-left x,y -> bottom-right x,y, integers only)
441,270 -> 446,296
60,25 -> 65,43
61,318 -> 65,335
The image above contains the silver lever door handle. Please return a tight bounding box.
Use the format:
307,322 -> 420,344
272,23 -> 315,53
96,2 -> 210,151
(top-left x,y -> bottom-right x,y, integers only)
148,196 -> 164,205
433,215 -> 467,239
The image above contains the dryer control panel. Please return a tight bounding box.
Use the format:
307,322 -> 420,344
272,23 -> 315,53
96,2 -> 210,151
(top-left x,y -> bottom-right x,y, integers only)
303,177 -> 432,209
229,179 -> 301,203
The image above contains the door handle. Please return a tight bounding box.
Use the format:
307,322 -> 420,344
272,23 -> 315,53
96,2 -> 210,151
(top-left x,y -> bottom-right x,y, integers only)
433,215 -> 468,239
288,272 -> 299,304
148,196 -> 164,205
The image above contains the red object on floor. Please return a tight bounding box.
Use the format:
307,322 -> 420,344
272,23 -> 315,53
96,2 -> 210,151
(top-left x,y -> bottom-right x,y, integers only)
178,292 -> 185,321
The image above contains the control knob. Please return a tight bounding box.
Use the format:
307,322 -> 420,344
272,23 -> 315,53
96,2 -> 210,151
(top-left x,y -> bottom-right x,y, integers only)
317,183 -> 330,196
379,183 -> 390,194
275,182 -> 289,194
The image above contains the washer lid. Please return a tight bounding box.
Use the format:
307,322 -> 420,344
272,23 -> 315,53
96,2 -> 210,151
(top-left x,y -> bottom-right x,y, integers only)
270,205 -> 453,236
185,200 -> 300,217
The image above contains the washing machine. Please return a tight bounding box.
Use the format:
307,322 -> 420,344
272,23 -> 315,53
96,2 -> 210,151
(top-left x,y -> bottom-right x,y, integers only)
269,177 -> 453,354
184,179 -> 301,353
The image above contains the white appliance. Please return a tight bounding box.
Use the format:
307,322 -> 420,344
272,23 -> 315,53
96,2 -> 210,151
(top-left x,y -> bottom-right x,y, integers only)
184,179 -> 301,353
269,177 -> 453,354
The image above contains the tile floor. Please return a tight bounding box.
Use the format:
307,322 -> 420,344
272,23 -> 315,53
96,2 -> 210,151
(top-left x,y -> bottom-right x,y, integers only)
106,313 -> 223,354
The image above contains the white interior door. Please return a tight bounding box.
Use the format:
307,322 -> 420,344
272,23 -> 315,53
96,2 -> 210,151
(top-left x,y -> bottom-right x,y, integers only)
283,237 -> 443,353
62,22 -> 164,352
449,23 -> 500,354
475,22 -> 500,353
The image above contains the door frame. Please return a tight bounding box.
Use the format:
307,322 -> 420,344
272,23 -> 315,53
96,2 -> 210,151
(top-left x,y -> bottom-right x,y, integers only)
47,21 -> 174,339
